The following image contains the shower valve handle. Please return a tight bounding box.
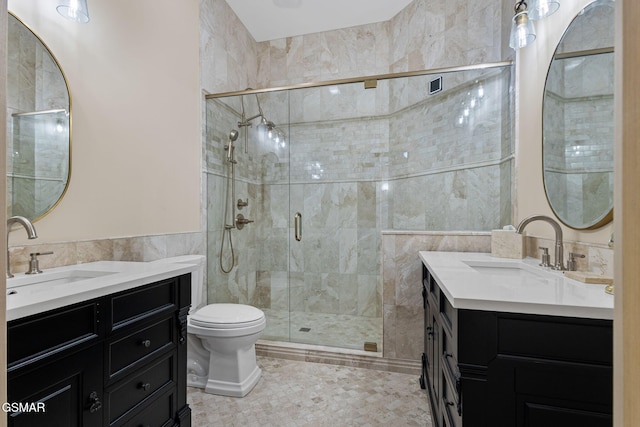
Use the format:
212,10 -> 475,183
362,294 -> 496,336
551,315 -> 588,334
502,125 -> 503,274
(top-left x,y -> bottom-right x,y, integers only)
237,199 -> 249,210
235,214 -> 253,230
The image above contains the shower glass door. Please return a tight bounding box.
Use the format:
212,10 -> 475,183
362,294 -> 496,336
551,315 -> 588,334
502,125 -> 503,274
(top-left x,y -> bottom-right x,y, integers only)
205,63 -> 512,354
284,82 -> 385,351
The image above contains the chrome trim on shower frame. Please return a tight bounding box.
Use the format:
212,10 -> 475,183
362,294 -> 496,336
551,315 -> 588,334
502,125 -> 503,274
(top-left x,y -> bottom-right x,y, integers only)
204,61 -> 513,99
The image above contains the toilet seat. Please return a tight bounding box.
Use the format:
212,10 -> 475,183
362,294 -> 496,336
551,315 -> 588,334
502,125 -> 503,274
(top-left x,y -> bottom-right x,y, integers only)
190,303 -> 265,329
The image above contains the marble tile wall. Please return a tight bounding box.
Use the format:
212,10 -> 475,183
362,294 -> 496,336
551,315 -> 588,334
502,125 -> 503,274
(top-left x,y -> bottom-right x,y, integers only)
7,231 -> 205,276
204,65 -> 513,333
201,0 -> 512,95
382,232 -> 491,360
199,0 -> 514,361
524,235 -> 614,277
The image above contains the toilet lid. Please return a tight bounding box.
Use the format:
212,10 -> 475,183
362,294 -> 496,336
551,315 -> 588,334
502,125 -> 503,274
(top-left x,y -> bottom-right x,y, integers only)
190,303 -> 265,328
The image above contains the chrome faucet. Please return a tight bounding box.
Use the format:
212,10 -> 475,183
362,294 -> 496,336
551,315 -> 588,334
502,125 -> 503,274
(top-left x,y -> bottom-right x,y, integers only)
7,216 -> 38,278
516,215 -> 565,271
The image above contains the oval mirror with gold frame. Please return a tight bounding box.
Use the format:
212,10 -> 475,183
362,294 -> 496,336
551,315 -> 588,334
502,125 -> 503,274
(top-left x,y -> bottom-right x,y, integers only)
6,12 -> 71,222
542,0 -> 614,230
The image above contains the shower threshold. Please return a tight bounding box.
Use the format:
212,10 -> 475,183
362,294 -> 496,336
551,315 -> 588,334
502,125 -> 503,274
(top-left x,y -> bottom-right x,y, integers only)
261,308 -> 382,354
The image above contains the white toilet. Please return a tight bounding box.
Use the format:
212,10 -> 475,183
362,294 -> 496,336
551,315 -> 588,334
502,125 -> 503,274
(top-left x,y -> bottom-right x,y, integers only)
152,255 -> 266,397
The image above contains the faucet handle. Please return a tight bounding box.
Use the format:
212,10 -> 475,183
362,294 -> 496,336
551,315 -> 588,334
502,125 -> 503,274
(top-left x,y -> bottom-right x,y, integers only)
567,252 -> 585,271
538,247 -> 551,268
25,251 -> 53,275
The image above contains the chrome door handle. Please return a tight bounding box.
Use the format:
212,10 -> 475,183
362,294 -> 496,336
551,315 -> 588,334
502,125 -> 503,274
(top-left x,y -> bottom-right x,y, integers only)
294,212 -> 302,241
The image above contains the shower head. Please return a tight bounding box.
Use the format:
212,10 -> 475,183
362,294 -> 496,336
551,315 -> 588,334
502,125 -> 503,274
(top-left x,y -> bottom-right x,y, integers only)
227,129 -> 239,162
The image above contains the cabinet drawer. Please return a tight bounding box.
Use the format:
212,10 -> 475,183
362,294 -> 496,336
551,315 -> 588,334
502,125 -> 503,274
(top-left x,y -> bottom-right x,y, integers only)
107,317 -> 176,381
440,294 -> 456,335
110,279 -> 177,332
106,353 -> 176,425
497,315 -> 612,364
119,389 -> 176,427
8,301 -> 100,369
441,325 -> 457,363
441,370 -> 461,427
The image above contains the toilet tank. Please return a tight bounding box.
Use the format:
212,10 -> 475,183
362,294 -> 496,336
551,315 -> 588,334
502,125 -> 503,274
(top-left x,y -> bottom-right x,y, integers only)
152,255 -> 206,313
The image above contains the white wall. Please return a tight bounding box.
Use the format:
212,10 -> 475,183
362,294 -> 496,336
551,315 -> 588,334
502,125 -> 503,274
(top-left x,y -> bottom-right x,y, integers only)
8,0 -> 201,244
515,0 -> 613,244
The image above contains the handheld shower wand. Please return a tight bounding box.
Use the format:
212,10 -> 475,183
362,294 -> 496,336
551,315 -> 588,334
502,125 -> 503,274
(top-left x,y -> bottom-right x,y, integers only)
220,129 -> 240,273
226,129 -> 239,162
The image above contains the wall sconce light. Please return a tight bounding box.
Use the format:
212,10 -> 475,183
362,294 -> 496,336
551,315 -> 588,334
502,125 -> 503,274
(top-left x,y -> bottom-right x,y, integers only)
509,1 -> 536,49
509,0 -> 561,50
528,0 -> 560,20
56,0 -> 90,24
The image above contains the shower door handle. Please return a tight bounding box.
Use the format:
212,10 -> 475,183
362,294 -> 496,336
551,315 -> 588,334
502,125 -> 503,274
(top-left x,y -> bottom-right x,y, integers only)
294,212 -> 302,241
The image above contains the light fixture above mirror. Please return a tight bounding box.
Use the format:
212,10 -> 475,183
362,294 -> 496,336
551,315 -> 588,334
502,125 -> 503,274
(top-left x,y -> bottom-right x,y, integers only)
509,2 -> 537,49
56,0 -> 90,24
509,0 -> 561,50
528,0 -> 561,20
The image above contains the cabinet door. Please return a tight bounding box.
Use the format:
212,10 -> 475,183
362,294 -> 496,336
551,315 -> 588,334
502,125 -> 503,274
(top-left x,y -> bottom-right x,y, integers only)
8,344 -> 103,427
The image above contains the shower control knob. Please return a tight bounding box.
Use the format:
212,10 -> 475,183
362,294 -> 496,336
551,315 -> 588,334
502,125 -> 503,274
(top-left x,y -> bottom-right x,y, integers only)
237,198 -> 249,209
235,214 -> 254,230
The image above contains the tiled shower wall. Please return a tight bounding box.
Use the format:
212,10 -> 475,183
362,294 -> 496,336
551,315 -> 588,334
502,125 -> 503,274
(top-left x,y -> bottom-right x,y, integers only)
205,65 -> 513,358
199,0 -> 516,360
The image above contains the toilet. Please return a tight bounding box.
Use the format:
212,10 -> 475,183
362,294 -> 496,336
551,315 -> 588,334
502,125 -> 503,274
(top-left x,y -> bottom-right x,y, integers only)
152,255 -> 266,397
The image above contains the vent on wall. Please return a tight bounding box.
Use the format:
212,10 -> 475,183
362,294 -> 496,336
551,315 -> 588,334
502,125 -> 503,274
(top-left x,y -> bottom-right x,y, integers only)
429,76 -> 443,95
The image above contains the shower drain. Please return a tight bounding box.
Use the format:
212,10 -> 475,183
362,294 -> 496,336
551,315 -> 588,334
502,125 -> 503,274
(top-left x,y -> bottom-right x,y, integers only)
299,327 -> 311,332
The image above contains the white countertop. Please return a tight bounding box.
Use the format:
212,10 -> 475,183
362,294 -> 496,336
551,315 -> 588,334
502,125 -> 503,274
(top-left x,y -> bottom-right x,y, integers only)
6,261 -> 198,322
419,251 -> 614,320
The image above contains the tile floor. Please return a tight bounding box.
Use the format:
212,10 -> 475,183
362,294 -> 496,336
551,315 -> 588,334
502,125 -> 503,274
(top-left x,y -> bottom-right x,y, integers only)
261,309 -> 383,353
187,356 -> 432,426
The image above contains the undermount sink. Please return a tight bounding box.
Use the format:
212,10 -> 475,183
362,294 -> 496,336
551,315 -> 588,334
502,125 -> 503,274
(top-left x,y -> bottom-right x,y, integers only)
462,260 -> 551,280
7,269 -> 117,295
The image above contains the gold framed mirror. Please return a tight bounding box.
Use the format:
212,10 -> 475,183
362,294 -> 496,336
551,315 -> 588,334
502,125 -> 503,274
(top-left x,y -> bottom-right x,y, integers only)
542,0 -> 614,230
7,12 -> 71,221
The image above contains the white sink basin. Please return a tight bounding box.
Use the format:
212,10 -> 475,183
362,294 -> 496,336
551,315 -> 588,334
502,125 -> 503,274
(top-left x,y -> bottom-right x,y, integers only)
462,260 -> 551,281
7,269 -> 117,296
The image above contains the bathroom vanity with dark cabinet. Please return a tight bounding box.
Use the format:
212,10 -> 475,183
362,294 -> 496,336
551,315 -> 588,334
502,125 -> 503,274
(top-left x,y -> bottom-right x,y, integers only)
420,263 -> 613,427
7,273 -> 192,427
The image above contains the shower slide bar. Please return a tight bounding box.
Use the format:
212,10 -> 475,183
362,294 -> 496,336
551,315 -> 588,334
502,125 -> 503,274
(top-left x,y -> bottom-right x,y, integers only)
204,60 -> 513,99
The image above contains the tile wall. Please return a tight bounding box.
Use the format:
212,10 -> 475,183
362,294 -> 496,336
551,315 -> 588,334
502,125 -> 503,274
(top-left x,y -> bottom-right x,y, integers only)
199,0 -> 513,361
8,231 -> 205,276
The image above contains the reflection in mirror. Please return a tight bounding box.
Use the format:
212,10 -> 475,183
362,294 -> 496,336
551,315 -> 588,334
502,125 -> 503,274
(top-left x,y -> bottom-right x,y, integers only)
6,13 -> 71,221
543,0 -> 614,230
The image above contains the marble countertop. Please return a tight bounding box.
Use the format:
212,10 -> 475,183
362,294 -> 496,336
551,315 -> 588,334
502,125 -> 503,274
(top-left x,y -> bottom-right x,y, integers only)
6,260 -> 198,321
419,251 -> 614,320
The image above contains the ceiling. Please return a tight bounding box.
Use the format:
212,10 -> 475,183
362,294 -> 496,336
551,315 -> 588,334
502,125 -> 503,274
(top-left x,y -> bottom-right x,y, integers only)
224,0 -> 414,42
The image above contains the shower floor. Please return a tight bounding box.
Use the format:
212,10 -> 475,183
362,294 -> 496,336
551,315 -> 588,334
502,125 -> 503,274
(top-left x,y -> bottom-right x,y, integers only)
261,308 -> 383,353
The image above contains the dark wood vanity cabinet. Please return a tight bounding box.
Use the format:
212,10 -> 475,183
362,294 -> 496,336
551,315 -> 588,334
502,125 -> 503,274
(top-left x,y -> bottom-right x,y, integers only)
7,274 -> 192,427
420,265 -> 613,427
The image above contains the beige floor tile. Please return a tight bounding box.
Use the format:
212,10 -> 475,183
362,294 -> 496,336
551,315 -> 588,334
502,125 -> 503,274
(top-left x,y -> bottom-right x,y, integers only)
188,356 -> 432,426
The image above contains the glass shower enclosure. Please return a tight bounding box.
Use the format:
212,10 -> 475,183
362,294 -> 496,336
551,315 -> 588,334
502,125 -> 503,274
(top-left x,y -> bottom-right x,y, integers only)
205,63 -> 512,353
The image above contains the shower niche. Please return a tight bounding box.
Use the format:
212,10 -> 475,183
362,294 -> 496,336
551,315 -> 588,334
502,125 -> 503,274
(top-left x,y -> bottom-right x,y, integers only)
205,64 -> 513,353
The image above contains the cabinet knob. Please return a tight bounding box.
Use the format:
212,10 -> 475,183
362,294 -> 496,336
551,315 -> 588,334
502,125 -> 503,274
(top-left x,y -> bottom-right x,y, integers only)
87,391 -> 102,413
138,382 -> 151,391
140,339 -> 151,348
